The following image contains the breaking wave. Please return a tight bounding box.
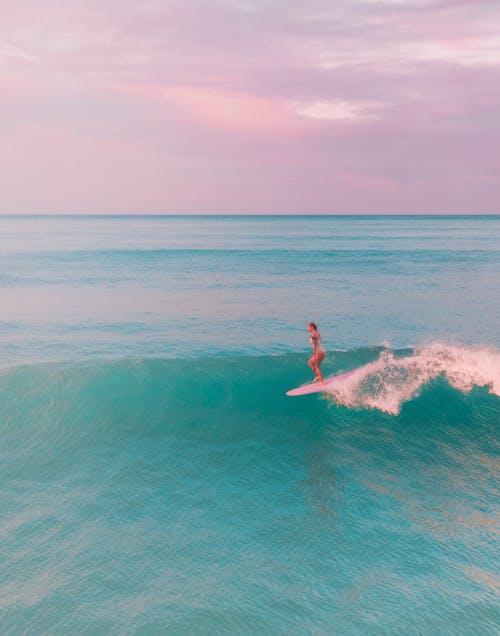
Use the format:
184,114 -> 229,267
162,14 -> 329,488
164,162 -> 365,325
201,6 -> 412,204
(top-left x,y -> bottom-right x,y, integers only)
325,343 -> 500,415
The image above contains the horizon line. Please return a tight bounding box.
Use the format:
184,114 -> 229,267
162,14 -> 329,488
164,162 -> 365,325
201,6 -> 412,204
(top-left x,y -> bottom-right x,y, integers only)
1,212 -> 499,218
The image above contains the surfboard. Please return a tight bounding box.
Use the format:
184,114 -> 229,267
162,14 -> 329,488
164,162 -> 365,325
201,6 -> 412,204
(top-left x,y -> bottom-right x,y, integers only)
286,368 -> 358,396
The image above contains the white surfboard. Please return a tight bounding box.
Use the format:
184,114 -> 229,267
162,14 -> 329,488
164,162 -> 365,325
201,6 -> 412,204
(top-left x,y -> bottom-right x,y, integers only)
286,368 -> 358,396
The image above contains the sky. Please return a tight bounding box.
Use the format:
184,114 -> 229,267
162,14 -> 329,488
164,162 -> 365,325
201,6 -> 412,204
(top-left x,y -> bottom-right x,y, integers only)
1,0 -> 499,214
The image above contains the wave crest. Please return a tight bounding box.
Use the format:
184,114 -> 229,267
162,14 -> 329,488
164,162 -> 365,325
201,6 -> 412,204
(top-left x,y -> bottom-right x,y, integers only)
326,343 -> 500,415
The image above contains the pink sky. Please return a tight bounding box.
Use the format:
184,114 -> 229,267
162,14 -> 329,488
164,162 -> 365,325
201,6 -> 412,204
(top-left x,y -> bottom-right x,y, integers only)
1,0 -> 499,214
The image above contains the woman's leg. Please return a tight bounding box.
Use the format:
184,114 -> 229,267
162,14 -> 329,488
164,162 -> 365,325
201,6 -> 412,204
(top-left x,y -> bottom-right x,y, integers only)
315,352 -> 325,382
308,356 -> 317,378
309,356 -> 321,381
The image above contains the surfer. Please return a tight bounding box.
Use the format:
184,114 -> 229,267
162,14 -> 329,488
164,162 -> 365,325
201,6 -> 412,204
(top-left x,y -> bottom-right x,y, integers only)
307,322 -> 325,383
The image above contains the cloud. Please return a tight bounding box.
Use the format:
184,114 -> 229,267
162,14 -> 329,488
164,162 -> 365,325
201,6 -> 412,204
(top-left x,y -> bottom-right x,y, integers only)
293,99 -> 381,121
0,0 -> 499,213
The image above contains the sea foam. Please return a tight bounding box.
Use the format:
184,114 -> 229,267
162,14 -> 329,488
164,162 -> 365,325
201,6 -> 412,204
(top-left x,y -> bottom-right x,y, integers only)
326,343 -> 500,415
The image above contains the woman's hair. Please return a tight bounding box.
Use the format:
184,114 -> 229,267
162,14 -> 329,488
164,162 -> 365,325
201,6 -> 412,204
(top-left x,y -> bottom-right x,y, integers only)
308,321 -> 318,330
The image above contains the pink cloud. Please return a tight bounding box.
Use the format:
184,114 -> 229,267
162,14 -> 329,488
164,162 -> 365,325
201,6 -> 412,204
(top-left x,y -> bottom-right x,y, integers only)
113,83 -> 301,135
0,0 -> 499,213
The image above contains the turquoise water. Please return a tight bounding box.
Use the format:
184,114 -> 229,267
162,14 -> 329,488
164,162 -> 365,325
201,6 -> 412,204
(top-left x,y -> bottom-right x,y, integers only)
1,215 -> 499,634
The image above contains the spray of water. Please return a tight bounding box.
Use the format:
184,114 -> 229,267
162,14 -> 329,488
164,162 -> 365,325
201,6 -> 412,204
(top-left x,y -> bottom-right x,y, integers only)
326,343 -> 500,415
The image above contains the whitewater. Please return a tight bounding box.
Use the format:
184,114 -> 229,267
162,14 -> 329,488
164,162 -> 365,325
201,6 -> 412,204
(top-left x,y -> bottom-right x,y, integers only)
321,343 -> 500,414
0,215 -> 499,634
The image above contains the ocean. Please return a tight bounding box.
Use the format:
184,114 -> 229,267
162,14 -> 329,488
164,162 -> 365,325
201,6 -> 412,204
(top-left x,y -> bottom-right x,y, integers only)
1,215 -> 499,634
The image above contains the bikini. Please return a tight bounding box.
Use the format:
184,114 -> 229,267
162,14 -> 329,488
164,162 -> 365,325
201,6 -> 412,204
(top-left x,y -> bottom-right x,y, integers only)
310,332 -> 325,353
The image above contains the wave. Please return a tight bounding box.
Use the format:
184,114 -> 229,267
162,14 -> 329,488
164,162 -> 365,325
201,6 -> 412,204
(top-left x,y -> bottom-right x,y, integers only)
323,343 -> 500,414
0,344 -> 498,431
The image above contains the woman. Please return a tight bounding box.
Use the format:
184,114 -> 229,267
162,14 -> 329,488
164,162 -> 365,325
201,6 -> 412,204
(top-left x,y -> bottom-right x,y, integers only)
307,322 -> 325,383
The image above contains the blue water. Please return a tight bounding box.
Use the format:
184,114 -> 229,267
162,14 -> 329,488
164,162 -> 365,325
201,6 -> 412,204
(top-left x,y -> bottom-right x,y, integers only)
1,215 -> 499,634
